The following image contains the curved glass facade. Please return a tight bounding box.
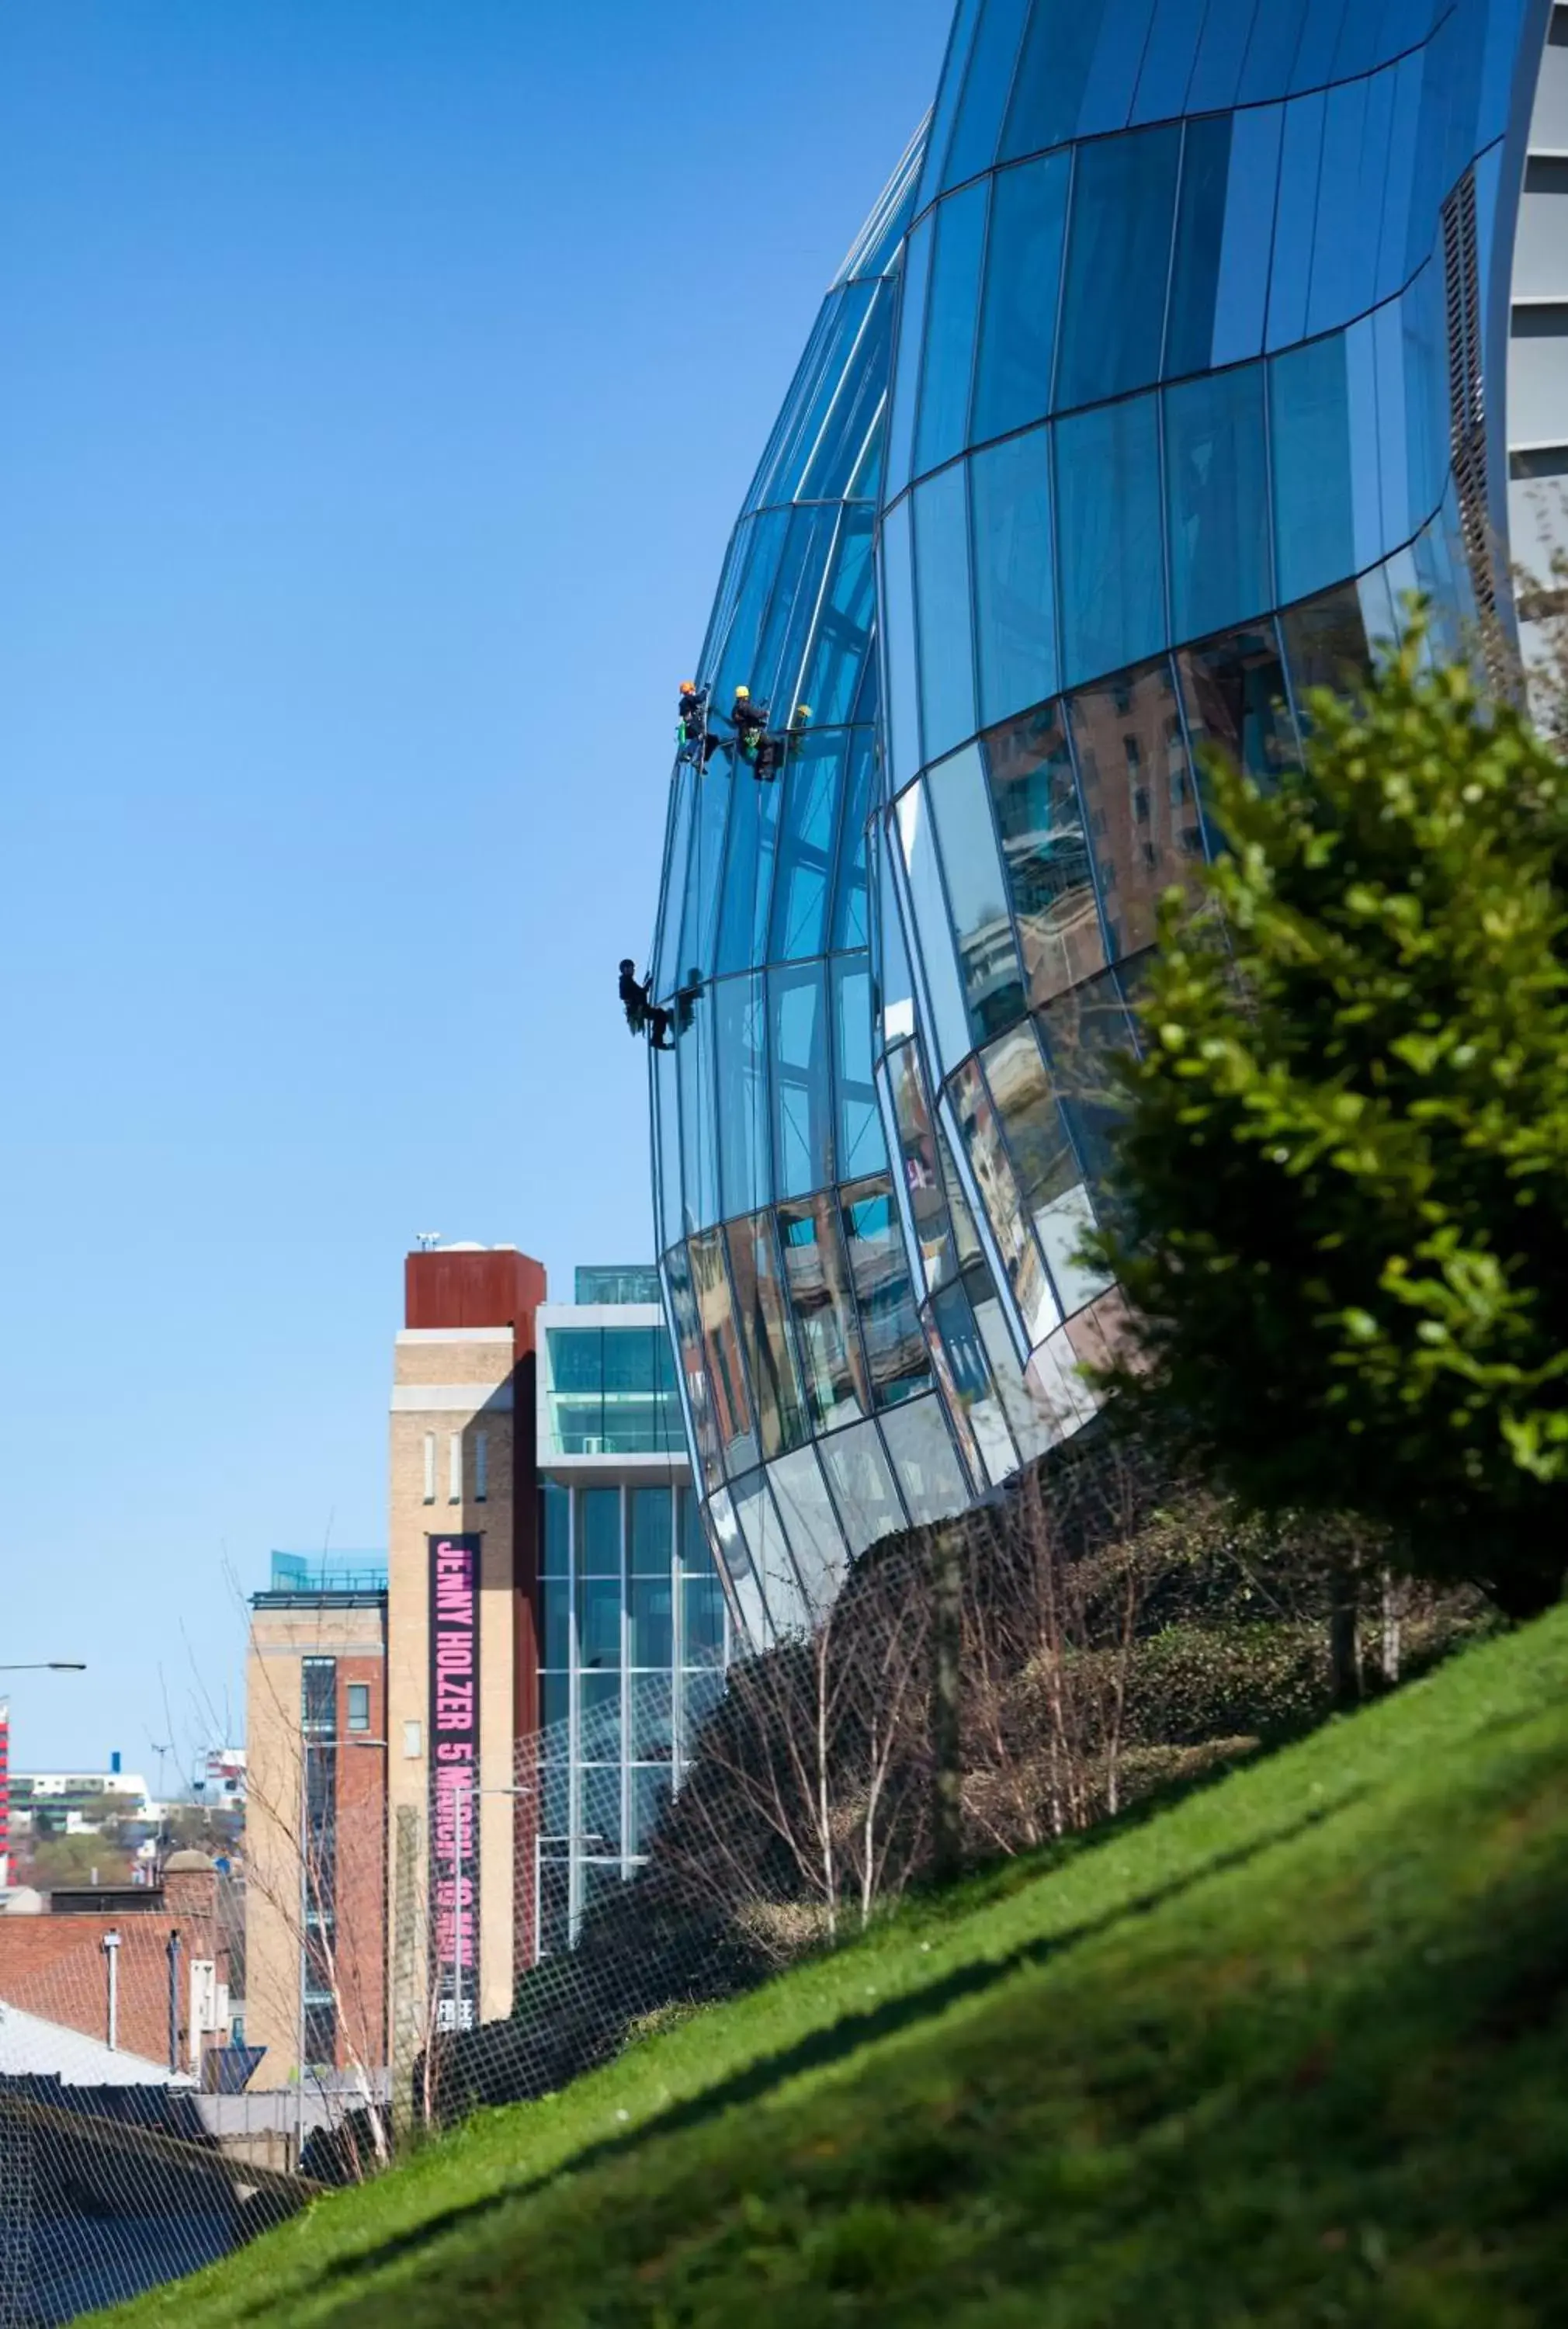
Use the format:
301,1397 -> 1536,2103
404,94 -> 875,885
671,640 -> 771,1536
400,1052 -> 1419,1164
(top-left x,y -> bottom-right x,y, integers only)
651,0 -> 1562,1638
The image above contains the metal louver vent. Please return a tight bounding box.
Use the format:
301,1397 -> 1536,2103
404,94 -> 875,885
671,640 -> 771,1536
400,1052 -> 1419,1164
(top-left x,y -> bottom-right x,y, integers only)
1442,170 -> 1509,682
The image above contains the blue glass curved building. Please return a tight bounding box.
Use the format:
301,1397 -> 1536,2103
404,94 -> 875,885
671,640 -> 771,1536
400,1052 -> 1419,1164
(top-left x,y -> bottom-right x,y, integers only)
651,0 -> 1567,1637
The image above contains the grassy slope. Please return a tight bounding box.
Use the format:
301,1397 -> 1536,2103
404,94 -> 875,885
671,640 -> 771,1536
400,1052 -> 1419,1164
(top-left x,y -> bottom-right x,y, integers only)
106,1609 -> 1568,2327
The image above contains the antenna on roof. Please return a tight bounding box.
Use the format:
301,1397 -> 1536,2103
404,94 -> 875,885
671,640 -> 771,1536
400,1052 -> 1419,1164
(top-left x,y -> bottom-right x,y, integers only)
415,1230 -> 442,1250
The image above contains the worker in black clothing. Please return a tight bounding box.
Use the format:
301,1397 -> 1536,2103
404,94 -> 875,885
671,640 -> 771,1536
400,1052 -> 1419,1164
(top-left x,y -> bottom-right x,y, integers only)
727,685 -> 769,765
675,966 -> 703,1035
676,681 -> 712,768
619,959 -> 651,1036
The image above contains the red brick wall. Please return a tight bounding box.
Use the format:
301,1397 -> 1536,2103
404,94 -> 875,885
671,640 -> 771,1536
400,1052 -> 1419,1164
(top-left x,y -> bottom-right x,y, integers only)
0,1889 -> 224,2071
330,1657 -> 387,2072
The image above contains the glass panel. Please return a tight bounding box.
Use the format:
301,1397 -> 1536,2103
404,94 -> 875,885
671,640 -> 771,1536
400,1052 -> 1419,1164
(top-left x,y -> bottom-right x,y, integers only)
653,1036 -> 683,1257
878,1395 -> 971,1523
725,1210 -> 809,1461
880,491 -> 921,788
895,780 -> 973,1074
1264,91 -> 1327,352
629,1674 -> 674,1764
1130,0 -> 1206,125
800,509 -> 876,728
1306,70 -> 1383,339
937,1116 -> 986,1269
751,283 -> 874,509
1186,0 -> 1255,110
978,1023 -> 1081,1283
829,731 -> 876,953
1163,361 -> 1271,643
688,1227 -> 758,1471
1278,584 -> 1371,720
832,957 -> 883,1181
926,741 -> 1027,1044
972,152 -> 1070,448
715,749 -> 782,979
767,1447 -> 851,1613
983,703 -> 1105,1008
886,1039 -> 958,1293
542,1575 -> 571,1668
1269,331 -> 1355,606
1001,0 -> 1104,160
931,1278 -> 1018,1484
713,972 -> 769,1223
840,1173 -> 931,1409
663,1241 -> 721,1485
540,1480 -> 569,1575
807,280 -> 897,503
1067,657 -> 1200,961
884,215 -> 933,503
682,1570 -> 728,1668
578,1671 -> 621,1765
676,976 -> 718,1234
973,1285 -> 1056,1460
579,1487 -> 620,1576
577,1574 -> 622,1671
1175,623 -> 1296,793
768,739 -> 841,964
948,1064 -> 1057,1344
1164,115 -> 1231,380
679,1667 -> 728,1757
1238,0 -> 1306,102
769,960 -> 833,1199
1056,125 -> 1181,408
819,1418 -> 907,1553
1211,103 -> 1283,367
732,1470 -> 809,1637
913,463 -> 978,762
971,424 -> 1057,725
629,1577 -> 675,1671
579,1766 -> 623,1859
705,1483 -> 768,1649
918,0 -> 984,206
629,1487 -> 671,1576
539,1670 -> 569,1735
943,0 -> 1032,189
1077,0 -> 1158,134
777,1192 -> 872,1432
1055,393 -> 1166,687
914,181 -> 988,477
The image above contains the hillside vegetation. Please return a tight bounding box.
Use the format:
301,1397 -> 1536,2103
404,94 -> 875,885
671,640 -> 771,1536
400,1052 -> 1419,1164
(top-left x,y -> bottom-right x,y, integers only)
102,1605 -> 1568,2326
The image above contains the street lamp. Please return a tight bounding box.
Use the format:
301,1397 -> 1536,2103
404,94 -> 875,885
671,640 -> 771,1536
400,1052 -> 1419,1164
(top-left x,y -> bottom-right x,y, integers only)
0,1662 -> 86,1672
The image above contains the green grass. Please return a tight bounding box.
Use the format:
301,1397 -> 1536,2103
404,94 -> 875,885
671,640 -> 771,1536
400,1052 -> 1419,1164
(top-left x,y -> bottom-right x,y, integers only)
105,1609 -> 1568,2326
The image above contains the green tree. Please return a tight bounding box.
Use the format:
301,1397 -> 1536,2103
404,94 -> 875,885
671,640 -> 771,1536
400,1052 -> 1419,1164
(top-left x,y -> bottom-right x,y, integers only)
1087,630 -> 1568,1619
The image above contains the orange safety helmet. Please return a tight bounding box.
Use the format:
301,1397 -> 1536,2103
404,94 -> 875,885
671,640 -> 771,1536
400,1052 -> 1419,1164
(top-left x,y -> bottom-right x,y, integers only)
679,680 -> 697,694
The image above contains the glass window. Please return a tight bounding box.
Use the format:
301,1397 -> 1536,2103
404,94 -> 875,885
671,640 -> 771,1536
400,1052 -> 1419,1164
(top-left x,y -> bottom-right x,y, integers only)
913,463 -> 978,762
777,1192 -> 872,1432
1175,623 -> 1296,793
629,1578 -> 675,1671
832,957 -> 883,1181
1067,656 -> 1200,960
769,961 -> 833,1200
578,1487 -> 620,1576
840,1174 -> 931,1410
931,1278 -> 1018,1484
688,1226 -> 758,1472
971,424 -> 1057,726
578,1671 -> 621,1765
807,279 -> 897,503
629,1487 -> 671,1576
926,742 -> 1026,1045
914,182 -> 989,477
979,1022 -> 1077,1220
676,979 -> 718,1234
972,152 -> 1070,447
884,216 -> 933,503
1130,0 -> 1206,124
577,1573 -> 622,1671
1264,91 -> 1327,352
715,974 -> 770,1224
1036,963 -> 1135,1198
942,0 -> 1032,189
1376,50 -> 1424,304
540,1480 -> 569,1576
886,1038 -> 959,1293
579,1766 -> 623,1859
918,0 -> 984,204
1056,125 -> 1181,408
767,1447 -> 851,1614
662,1241 -> 722,1486
1186,0 -> 1255,109
829,732 -> 876,953
894,781 -> 973,1074
948,1062 -> 1056,1343
1055,393 -> 1166,686
983,704 -> 1105,1008
715,751 -> 781,980
880,491 -> 921,788
1344,317 -> 1384,577
1278,583 -> 1370,719
1077,0 -> 1159,134
1164,361 -> 1271,643
818,1419 -> 907,1554
1238,0 -> 1306,102
878,1395 -> 972,1524
1001,0 -> 1104,159
682,1568 -> 728,1667
1211,103 -> 1282,367
679,1666 -> 728,1757
302,1662 -> 335,1735
1164,115 -> 1231,379
539,1669 -> 569,1736
732,1469 -> 809,1637
1269,331 -> 1355,606
654,1035 -> 683,1255
725,1210 -> 809,1460
541,1574 -> 571,1668
800,511 -> 876,729
1306,69 -> 1385,339
751,282 -> 874,509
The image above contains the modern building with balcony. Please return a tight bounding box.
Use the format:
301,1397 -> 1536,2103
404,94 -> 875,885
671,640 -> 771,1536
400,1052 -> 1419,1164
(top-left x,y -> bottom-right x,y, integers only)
649,0 -> 1568,1633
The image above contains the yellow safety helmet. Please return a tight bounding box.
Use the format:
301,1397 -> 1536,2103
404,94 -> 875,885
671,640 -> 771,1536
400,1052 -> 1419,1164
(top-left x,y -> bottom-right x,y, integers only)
734,685 -> 750,699
796,703 -> 813,719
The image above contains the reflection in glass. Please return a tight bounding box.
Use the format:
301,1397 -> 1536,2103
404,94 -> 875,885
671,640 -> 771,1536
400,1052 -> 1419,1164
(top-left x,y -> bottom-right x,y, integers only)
778,1192 -> 872,1432
1164,115 -> 1232,380
688,1227 -> 757,1471
926,741 -> 1026,1043
914,181 -> 988,477
913,463 -> 978,761
1164,362 -> 1271,642
878,1396 -> 971,1523
1056,394 -> 1166,685
983,704 -> 1105,1007
1269,332 -> 1355,605
1176,623 -> 1295,792
970,424 -> 1057,725
819,1420 -> 907,1553
971,151 -> 1070,445
715,974 -> 770,1224
895,782 -> 973,1073
769,961 -> 833,1200
948,1060 -> 1056,1343
1068,656 -> 1200,961
886,1039 -> 958,1293
840,1173 -> 931,1409
725,1210 -> 808,1461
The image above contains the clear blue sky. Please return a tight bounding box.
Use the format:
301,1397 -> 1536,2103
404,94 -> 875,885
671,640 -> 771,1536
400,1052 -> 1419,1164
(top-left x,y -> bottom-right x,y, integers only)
0,0 -> 952,1777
